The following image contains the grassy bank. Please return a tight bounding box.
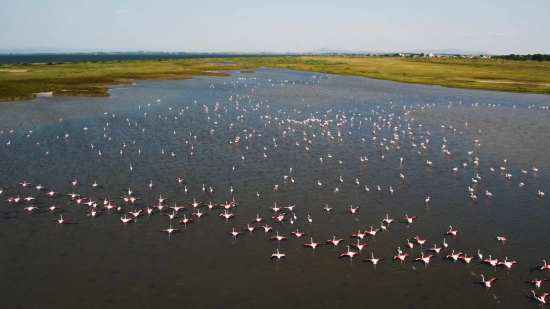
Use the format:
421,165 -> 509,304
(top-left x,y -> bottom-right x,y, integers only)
238,56 -> 550,94
0,58 -> 255,102
1,56 -> 549,102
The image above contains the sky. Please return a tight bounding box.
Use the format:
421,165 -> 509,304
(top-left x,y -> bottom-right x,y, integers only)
1,0 -> 548,54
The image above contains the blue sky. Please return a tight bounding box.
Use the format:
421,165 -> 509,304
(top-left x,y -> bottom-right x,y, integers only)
1,0 -> 548,54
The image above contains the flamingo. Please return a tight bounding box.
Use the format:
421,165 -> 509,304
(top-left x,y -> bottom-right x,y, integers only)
480,274 -> 497,290
271,249 -> 285,263
497,236 -> 506,244
532,279 -> 549,290
429,244 -> 442,255
415,252 -> 433,267
179,215 -> 193,227
352,230 -> 366,240
307,214 -> 312,225
228,228 -> 243,243
460,254 -> 475,265
498,257 -> 517,273
46,205 -> 60,213
478,249 -> 483,262
406,239 -> 414,251
188,198 -> 202,209
24,206 -> 38,214
291,229 -> 305,237
162,225 -> 178,239
413,236 -> 426,247
170,203 -> 185,213
219,210 -> 234,221
364,252 -> 384,268
252,214 -> 265,223
192,209 -> 206,221
447,226 -> 458,237
54,214 -> 68,224
532,290 -> 548,307
340,246 -> 359,264
383,214 -> 394,225
326,236 -> 344,247
365,226 -> 380,238
347,205 -> 360,214
403,214 -> 418,224
205,202 -> 217,211
351,239 -> 368,253
446,250 -> 462,263
393,253 -> 409,264
271,231 -> 287,244
304,238 -> 322,253
484,255 -> 499,270
261,224 -> 273,234
242,224 -> 257,234
541,260 -> 550,271
442,238 -> 449,250
120,215 -> 133,224
323,204 -> 333,212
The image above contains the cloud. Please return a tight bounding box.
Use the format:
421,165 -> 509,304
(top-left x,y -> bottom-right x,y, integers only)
115,10 -> 127,15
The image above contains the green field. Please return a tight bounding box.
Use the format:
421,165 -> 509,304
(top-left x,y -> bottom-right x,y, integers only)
239,56 -> 550,94
1,56 -> 549,102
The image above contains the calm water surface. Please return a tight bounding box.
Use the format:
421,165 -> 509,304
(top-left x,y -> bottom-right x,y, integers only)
0,69 -> 549,309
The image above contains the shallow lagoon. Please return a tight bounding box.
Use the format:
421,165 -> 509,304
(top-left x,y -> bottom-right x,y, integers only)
0,68 -> 549,308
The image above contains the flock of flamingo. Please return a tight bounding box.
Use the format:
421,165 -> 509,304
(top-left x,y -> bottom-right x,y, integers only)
1,72 -> 549,307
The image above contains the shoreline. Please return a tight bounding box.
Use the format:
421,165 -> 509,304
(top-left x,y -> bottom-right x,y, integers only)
1,56 -> 549,102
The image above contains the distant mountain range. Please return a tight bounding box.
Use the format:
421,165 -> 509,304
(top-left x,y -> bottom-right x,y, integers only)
308,47 -> 490,55
1,46 -> 489,55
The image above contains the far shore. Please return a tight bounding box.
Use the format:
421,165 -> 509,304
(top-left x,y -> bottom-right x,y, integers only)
1,56 -> 549,102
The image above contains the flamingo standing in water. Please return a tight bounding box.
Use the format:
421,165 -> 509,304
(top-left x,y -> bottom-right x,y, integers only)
54,214 -> 68,224
261,224 -> 273,235
120,215 -> 133,224
446,226 -> 458,237
383,214 -> 394,225
446,250 -> 463,263
429,244 -> 442,256
352,230 -> 366,240
162,225 -> 178,239
415,252 -> 433,267
271,231 -> 287,244
340,246 -> 359,265
352,239 -> 368,253
179,215 -> 193,227
497,236 -> 506,244
327,236 -> 344,247
271,249 -> 285,264
541,260 -> 550,271
364,252 -> 384,268
291,229 -> 305,237
242,224 -> 257,235
393,252 -> 409,264
304,238 -> 322,253
498,257 -> 517,274
228,228 -> 242,243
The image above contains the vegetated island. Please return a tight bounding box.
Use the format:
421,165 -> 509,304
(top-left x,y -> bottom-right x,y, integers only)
1,55 -> 549,102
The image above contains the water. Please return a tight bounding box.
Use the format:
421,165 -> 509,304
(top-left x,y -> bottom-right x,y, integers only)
0,68 -> 549,309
